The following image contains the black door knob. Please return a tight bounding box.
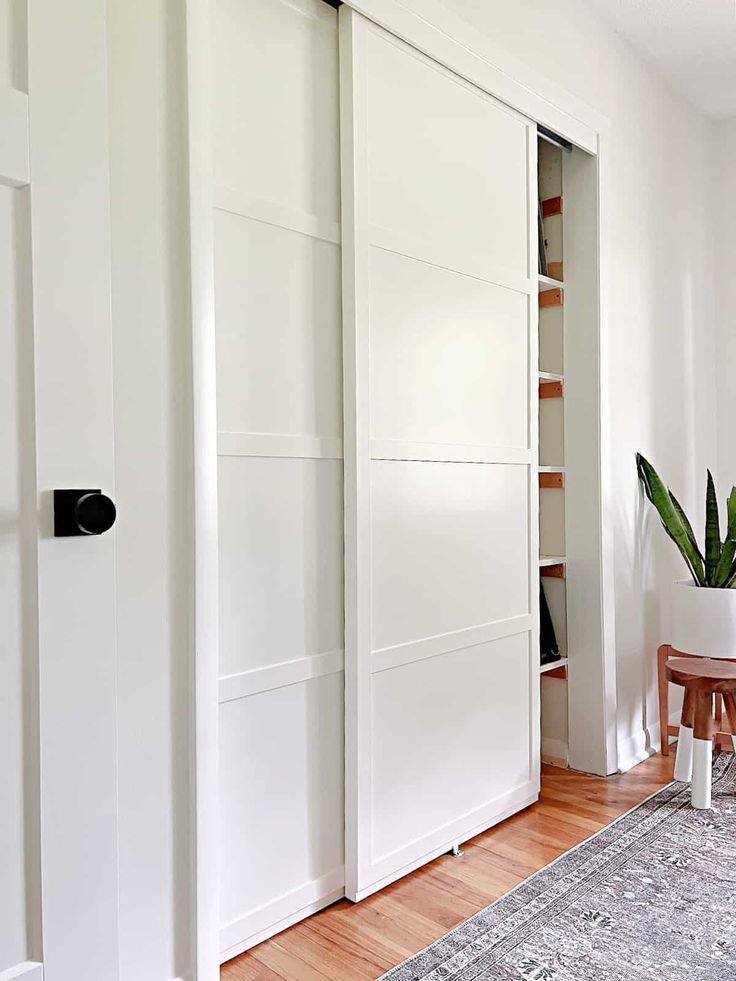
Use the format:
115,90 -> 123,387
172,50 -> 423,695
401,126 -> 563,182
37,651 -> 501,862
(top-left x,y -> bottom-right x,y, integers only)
54,489 -> 117,537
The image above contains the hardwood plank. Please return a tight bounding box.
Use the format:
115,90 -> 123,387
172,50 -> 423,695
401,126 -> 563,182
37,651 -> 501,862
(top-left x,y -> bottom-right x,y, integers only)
222,754 -> 678,980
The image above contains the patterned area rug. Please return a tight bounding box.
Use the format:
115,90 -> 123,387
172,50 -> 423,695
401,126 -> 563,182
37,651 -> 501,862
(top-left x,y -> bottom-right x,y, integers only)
381,754 -> 736,980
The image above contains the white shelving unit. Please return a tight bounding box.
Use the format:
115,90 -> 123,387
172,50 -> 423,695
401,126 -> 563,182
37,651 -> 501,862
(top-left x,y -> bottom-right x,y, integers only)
539,554 -> 566,567
538,135 -> 569,766
537,273 -> 564,292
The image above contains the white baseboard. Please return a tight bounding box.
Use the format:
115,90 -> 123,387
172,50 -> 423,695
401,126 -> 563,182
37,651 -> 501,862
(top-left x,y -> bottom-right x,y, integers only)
0,963 -> 43,981
541,736 -> 568,764
617,711 -> 681,773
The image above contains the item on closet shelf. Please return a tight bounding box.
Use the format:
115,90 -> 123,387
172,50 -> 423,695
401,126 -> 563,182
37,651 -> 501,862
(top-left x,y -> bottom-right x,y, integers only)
539,582 -> 560,665
537,200 -> 548,275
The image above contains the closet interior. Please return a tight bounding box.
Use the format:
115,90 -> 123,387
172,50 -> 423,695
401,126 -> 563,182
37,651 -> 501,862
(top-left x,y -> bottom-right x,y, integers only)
538,134 -> 569,767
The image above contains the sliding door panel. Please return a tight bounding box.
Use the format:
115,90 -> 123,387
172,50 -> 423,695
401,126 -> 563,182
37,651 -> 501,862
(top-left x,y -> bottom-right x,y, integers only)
341,9 -> 539,901
214,0 -> 344,959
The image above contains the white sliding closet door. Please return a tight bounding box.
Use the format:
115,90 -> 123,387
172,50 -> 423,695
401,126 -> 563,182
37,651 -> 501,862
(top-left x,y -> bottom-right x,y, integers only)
214,0 -> 344,959
340,9 -> 540,901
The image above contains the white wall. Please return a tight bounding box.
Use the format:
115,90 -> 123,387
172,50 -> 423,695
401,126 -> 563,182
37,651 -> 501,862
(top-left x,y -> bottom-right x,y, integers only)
102,0 -> 724,975
713,118 -> 736,492
107,2 -> 193,978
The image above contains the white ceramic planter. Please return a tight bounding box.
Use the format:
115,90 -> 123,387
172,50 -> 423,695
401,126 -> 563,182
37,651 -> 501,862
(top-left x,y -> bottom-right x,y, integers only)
670,579 -> 736,658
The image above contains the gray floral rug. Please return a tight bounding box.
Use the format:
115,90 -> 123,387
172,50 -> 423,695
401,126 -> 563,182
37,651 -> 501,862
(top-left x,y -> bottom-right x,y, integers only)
381,754 -> 736,980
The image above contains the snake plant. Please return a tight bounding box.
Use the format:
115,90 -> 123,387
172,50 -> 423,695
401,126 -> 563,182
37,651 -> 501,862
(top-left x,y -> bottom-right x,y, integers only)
636,453 -> 736,587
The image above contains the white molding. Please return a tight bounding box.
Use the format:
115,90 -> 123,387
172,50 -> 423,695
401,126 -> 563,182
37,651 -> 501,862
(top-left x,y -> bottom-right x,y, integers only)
370,223 -> 533,295
219,650 -> 344,702
617,725 -> 656,774
342,0 -> 602,152
0,963 -> 43,981
370,439 -> 531,466
219,867 -> 345,961
0,87 -> 29,187
595,131 -> 620,775
185,0 -> 220,978
214,185 -> 340,245
217,432 -> 343,460
372,616 -> 532,674
541,737 -> 569,763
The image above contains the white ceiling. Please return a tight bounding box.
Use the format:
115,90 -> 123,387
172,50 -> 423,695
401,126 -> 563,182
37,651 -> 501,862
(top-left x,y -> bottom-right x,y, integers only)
588,0 -> 736,118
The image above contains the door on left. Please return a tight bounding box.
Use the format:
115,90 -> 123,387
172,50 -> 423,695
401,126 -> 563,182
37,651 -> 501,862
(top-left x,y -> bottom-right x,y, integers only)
2,2 -> 121,979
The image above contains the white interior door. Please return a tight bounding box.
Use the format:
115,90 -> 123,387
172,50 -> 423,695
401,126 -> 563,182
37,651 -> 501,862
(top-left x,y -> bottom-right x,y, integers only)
340,9 -> 540,901
212,0 -> 345,960
1,2 -> 120,980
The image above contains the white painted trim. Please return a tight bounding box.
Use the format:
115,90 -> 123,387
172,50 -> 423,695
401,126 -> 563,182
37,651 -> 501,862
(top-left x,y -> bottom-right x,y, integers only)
369,439 -> 532,465
0,87 -> 30,187
595,131 -> 620,775
339,6 -> 371,904
219,868 -> 345,962
217,432 -> 343,460
354,786 -> 538,901
214,185 -> 341,245
541,737 -> 569,763
617,725 -> 657,774
219,650 -> 345,702
0,963 -> 43,981
184,1 -> 220,978
371,223 -> 533,295
371,615 -> 533,674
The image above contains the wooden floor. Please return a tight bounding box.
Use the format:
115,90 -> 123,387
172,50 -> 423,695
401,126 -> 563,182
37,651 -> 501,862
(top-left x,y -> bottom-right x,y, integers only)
222,753 -> 677,980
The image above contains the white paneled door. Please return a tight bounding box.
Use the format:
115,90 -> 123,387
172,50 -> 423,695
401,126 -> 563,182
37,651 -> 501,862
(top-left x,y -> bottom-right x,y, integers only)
1,2 -> 121,980
340,9 -> 540,901
213,0 -> 345,960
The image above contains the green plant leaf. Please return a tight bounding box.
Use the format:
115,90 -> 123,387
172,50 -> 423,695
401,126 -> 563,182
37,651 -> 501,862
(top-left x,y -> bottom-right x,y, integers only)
670,490 -> 704,563
714,538 -> 736,587
724,562 -> 736,589
727,487 -> 736,538
712,487 -> 736,586
636,453 -> 705,585
705,470 -> 721,586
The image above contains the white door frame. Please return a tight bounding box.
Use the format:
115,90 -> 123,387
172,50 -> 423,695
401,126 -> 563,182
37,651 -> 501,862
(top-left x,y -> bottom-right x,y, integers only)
186,0 -> 617,973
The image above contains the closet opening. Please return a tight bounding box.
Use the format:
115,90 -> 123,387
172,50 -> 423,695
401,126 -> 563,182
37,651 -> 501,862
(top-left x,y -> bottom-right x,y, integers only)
537,128 -> 611,775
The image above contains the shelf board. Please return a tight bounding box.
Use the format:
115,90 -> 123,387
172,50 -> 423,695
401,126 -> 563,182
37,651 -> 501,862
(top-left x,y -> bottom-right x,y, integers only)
539,371 -> 564,382
540,656 -> 568,676
538,466 -> 565,473
540,379 -> 563,400
537,274 -> 564,293
541,196 -> 563,218
539,554 -> 566,567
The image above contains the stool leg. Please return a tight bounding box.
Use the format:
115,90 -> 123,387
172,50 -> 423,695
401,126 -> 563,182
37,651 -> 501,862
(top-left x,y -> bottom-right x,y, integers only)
674,687 -> 695,783
658,645 -> 671,756
692,692 -> 713,810
724,693 -> 736,753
